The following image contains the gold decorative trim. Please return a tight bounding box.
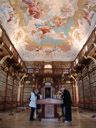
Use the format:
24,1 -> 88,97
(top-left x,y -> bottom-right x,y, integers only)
84,55 -> 96,64
92,43 -> 96,48
70,74 -> 76,81
69,74 -> 76,82
20,74 -> 28,88
0,42 -> 4,49
78,64 -> 88,70
4,66 -> 9,72
20,73 -> 28,82
0,55 -> 13,65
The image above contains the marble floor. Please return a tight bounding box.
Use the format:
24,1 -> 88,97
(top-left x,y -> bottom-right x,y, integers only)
0,107 -> 96,128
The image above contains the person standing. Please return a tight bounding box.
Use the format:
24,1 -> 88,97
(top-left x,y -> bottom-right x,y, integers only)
61,94 -> 65,117
29,89 -> 37,121
60,88 -> 72,123
35,90 -> 41,115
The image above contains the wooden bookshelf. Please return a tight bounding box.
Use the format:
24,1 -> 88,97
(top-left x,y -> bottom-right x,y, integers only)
0,68 -> 7,110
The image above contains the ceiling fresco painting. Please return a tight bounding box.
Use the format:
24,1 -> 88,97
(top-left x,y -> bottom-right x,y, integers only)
0,0 -> 96,61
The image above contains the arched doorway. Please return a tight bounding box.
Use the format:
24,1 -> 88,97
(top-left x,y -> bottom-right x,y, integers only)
41,82 -> 55,99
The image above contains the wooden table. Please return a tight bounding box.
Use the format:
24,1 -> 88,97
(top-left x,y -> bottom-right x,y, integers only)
37,98 -> 63,122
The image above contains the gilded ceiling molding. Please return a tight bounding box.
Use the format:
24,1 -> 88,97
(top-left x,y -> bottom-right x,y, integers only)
0,42 -> 4,49
84,55 -> 96,64
69,74 -> 76,82
0,55 -> 13,65
15,72 -> 19,78
9,65 -> 13,72
11,63 -> 18,67
19,73 -> 28,88
78,64 -> 88,70
20,73 -> 28,82
4,66 -> 9,72
69,74 -> 77,88
92,43 -> 96,48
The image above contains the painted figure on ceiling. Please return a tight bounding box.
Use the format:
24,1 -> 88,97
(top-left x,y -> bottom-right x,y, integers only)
7,8 -> 15,22
28,7 -> 41,18
22,0 -> 35,7
22,0 -> 41,19
31,22 -> 55,39
35,46 -> 41,52
54,16 -> 70,27
0,6 -> 15,22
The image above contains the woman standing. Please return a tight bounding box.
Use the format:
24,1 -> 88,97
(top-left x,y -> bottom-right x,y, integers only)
29,90 -> 37,121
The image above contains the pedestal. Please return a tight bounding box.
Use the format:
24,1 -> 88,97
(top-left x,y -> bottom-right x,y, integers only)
37,98 -> 63,121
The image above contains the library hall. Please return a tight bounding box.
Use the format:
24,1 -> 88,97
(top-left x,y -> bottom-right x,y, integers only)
0,0 -> 96,128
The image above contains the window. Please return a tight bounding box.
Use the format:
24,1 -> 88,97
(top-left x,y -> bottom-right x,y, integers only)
44,64 -> 52,69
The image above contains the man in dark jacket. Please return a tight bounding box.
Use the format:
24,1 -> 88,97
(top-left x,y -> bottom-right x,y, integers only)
60,88 -> 72,123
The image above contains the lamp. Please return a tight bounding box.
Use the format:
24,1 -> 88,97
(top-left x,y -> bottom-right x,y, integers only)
0,28 -> 2,37
74,61 -> 76,67
76,58 -> 78,64
9,45 -> 12,52
84,45 -> 88,53
18,58 -> 21,63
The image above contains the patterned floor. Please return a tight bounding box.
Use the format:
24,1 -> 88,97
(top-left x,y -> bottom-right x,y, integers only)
0,107 -> 96,128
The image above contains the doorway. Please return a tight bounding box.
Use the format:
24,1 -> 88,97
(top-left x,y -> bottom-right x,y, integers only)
45,88 -> 51,98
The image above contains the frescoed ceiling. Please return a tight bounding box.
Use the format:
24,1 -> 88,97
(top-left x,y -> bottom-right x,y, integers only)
0,0 -> 96,61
